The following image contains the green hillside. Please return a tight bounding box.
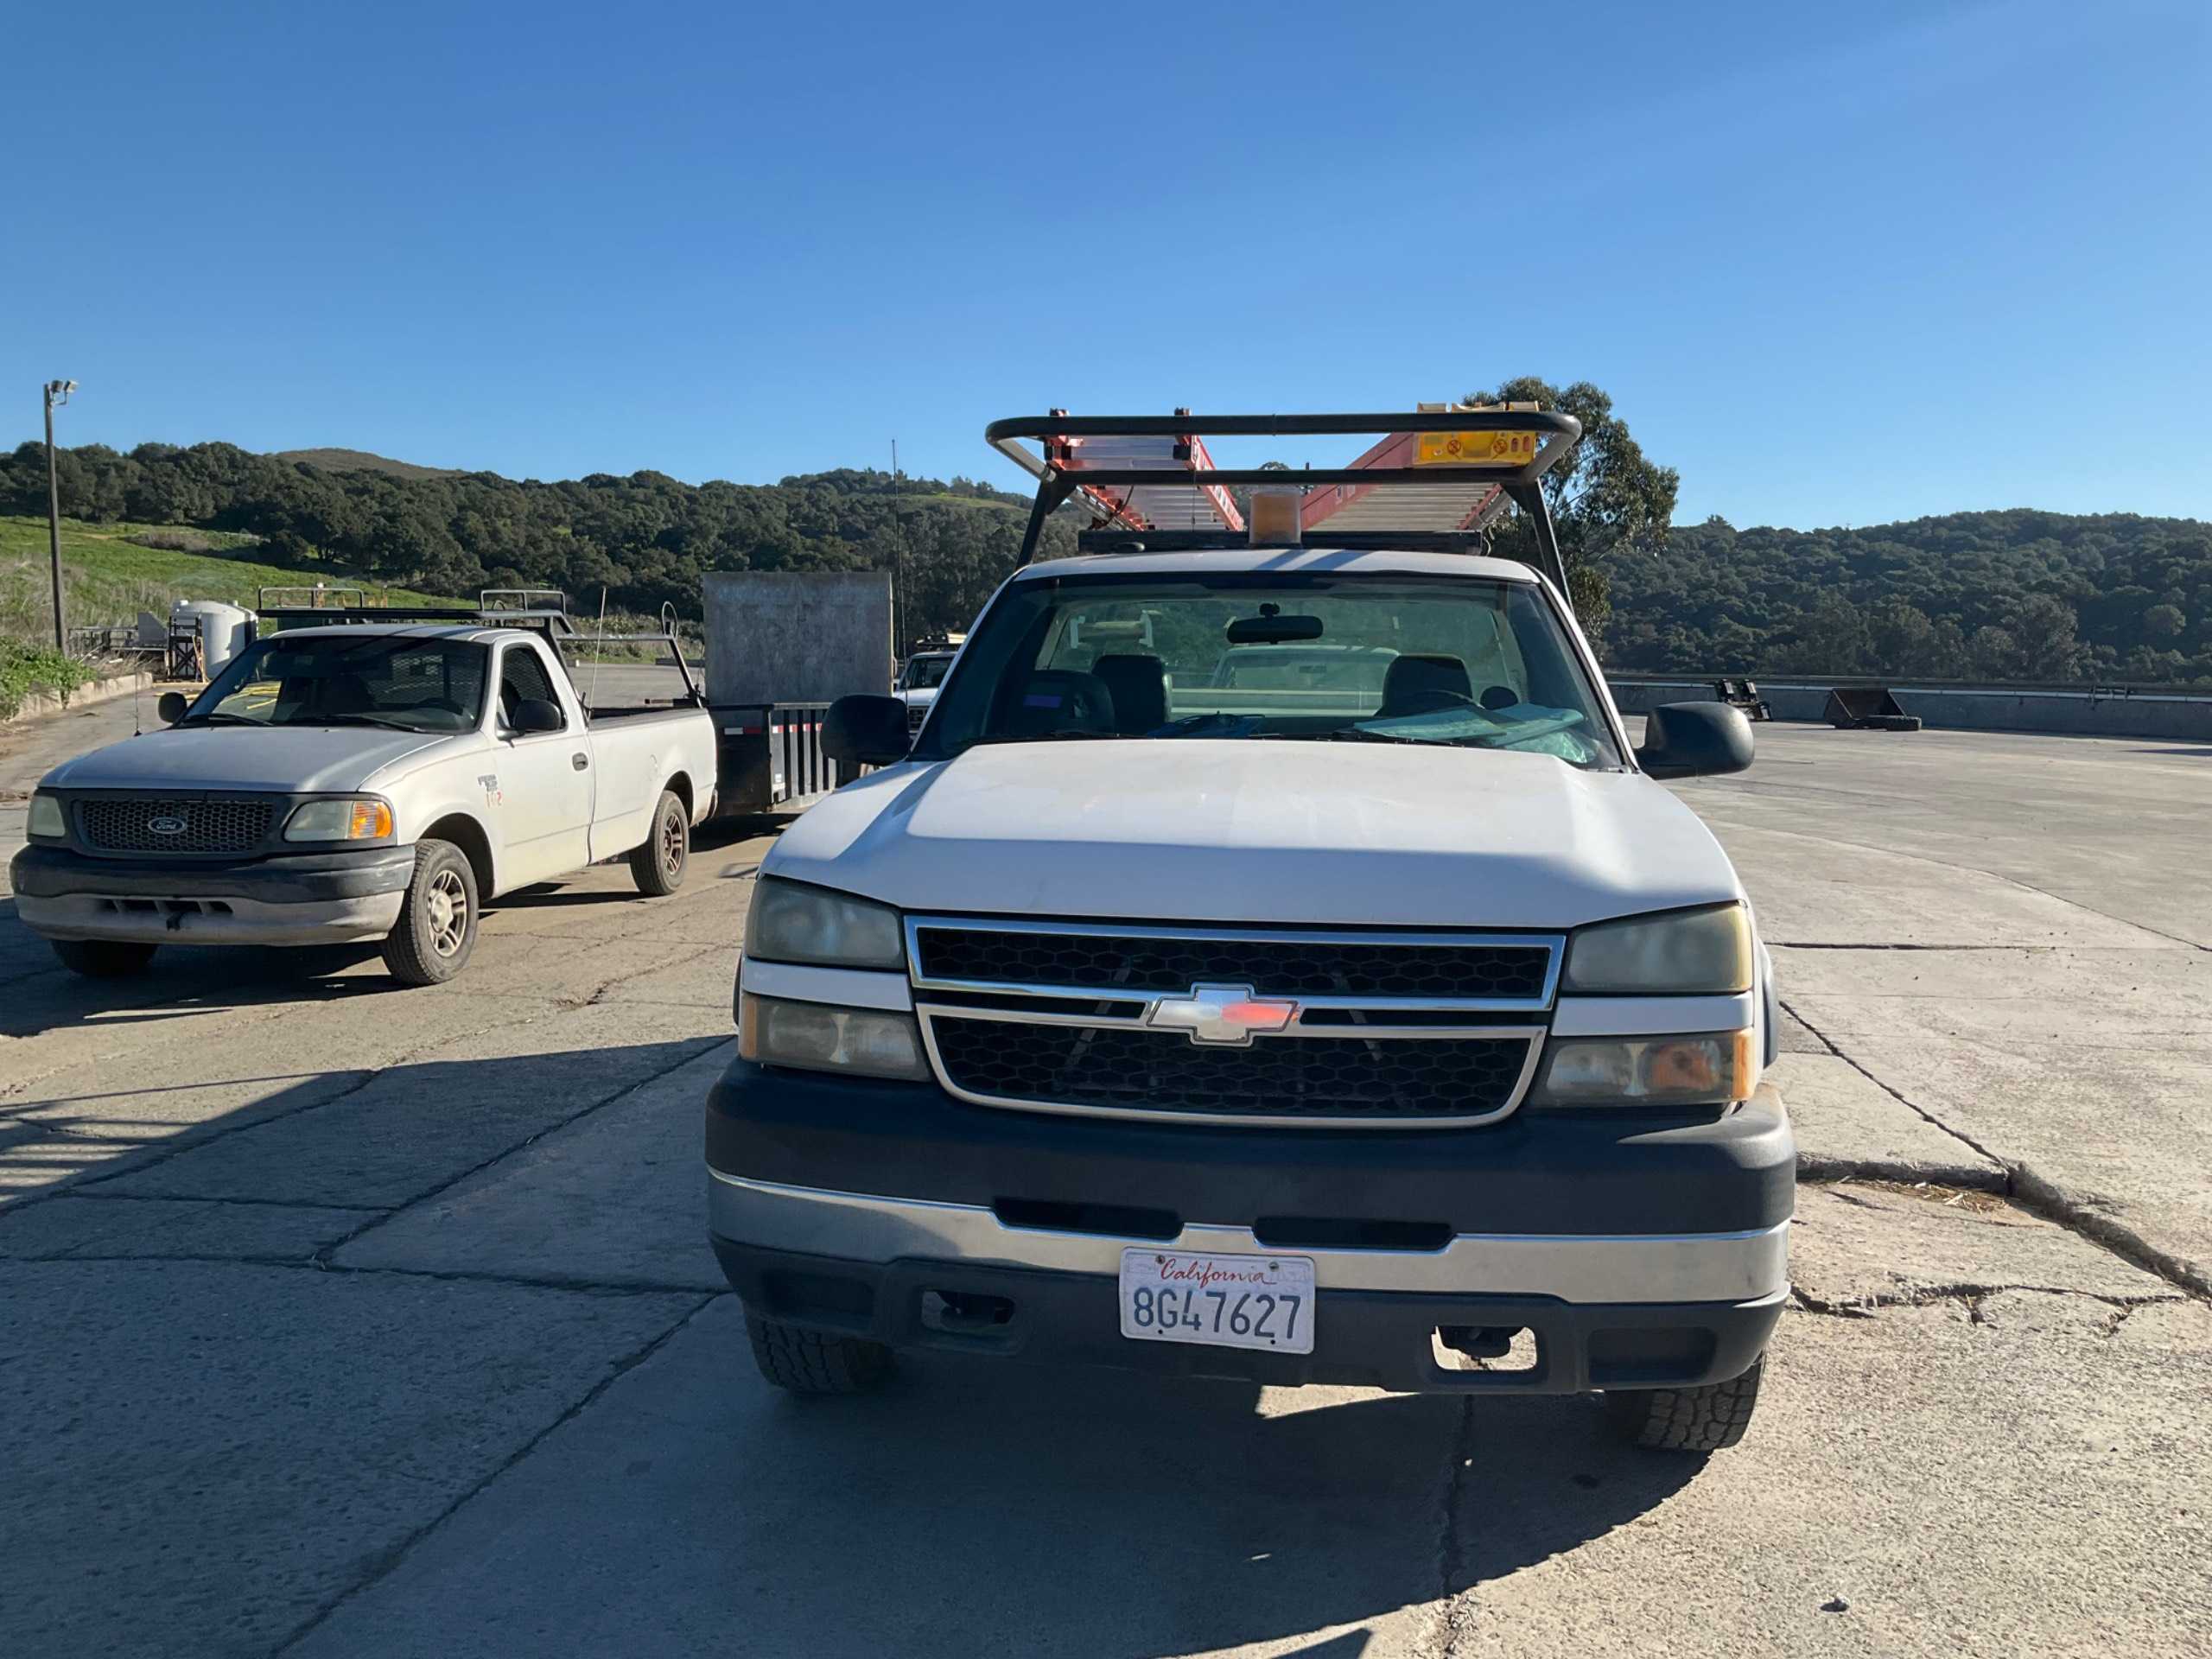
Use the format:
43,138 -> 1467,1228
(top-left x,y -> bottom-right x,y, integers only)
273,448 -> 461,481
0,515 -> 448,644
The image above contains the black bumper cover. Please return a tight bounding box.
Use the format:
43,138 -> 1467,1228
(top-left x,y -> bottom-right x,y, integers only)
705,1058 -> 1796,1238
10,842 -> 416,904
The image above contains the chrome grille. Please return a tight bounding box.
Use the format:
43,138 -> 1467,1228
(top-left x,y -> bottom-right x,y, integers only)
76,797 -> 276,855
914,924 -> 1553,1001
908,917 -> 1560,1128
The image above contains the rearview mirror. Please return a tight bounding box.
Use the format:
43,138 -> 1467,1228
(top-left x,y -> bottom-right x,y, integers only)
1637,702 -> 1753,780
1225,613 -> 1324,645
823,694 -> 911,768
156,692 -> 188,725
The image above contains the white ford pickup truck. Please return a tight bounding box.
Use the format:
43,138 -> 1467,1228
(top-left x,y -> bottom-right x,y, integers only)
14,624 -> 715,984
705,410 -> 1791,1452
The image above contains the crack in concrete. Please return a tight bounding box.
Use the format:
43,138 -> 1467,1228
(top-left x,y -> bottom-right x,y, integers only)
1430,1395 -> 1478,1658
1783,999 -> 2212,1302
1770,942 -> 2070,952
577,938 -> 733,1008
1713,817 -> 2210,952
265,1290 -> 721,1656
0,1246 -> 723,1297
1790,1278 -> 2184,1321
310,1034 -> 735,1263
41,1190 -> 391,1213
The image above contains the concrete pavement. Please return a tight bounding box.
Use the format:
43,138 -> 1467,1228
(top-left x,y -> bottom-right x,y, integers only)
0,715 -> 2207,1656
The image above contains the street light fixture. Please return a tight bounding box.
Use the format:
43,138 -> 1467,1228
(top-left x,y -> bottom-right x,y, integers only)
43,379 -> 77,652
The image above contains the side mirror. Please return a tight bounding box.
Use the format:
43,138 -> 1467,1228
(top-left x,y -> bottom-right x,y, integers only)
511,697 -> 565,735
823,694 -> 911,768
156,692 -> 189,725
1637,701 -> 1753,780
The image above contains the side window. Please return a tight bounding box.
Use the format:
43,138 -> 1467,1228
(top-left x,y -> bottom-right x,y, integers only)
499,646 -> 563,731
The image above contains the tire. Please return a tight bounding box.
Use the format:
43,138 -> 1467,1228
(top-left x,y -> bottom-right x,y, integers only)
379,839 -> 479,986
51,938 -> 158,978
1606,1356 -> 1765,1452
746,1313 -> 893,1395
628,789 -> 690,897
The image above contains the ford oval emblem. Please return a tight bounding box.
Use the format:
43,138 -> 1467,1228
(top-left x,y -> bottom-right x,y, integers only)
146,815 -> 188,836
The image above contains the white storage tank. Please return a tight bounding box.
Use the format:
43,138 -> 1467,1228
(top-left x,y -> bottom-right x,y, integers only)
170,600 -> 255,677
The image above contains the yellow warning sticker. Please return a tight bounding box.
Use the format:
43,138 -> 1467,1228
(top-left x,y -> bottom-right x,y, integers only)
1413,430 -> 1539,467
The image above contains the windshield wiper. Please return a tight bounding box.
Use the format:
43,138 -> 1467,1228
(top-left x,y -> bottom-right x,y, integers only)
175,712 -> 262,728
963,730 -> 1121,747
290,713 -> 422,731
1264,728 -> 1433,747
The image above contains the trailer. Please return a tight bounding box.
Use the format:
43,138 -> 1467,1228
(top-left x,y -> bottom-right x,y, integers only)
701,571 -> 893,819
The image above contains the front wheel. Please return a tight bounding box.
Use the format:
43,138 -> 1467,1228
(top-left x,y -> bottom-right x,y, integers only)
380,839 -> 479,986
51,938 -> 158,978
1605,1355 -> 1764,1452
628,789 -> 689,897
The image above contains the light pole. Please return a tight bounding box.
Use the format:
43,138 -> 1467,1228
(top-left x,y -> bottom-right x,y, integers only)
43,379 -> 77,652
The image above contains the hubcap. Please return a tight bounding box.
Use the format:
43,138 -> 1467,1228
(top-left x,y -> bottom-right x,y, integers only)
662,806 -> 684,874
426,869 -> 468,956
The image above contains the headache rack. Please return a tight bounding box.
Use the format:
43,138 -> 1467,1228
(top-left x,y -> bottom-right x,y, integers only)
985,407 -> 1585,595
253,587 -> 704,709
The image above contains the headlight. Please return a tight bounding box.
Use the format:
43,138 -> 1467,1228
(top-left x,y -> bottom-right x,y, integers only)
284,798 -> 394,842
1563,904 -> 1751,995
738,993 -> 929,1080
27,791 -> 66,839
745,877 -> 905,969
1529,1031 -> 1757,1108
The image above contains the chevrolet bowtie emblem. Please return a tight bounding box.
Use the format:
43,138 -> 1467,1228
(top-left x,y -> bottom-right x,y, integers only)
1143,983 -> 1299,1046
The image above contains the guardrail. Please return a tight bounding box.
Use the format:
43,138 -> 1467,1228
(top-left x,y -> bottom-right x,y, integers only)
1605,674 -> 2212,741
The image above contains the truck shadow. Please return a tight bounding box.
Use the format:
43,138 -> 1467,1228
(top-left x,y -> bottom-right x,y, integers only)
0,896 -> 396,1039
690,1345 -> 1708,1656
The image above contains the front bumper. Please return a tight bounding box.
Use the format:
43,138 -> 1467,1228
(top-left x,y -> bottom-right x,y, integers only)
10,842 -> 414,945
705,1058 -> 1794,1393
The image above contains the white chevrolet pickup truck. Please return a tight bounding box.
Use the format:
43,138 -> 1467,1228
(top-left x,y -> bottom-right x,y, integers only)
705,410 -> 1791,1452
14,624 -> 715,984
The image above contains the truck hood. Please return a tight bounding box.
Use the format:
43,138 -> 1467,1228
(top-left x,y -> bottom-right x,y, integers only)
39,726 -> 450,795
768,740 -> 1743,930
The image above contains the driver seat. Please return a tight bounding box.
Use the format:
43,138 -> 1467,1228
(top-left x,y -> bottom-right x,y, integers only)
1377,654 -> 1472,715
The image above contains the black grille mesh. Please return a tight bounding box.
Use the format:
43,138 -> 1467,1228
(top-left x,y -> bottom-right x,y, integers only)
914,927 -> 1551,1000
928,1017 -> 1531,1121
76,798 -> 275,855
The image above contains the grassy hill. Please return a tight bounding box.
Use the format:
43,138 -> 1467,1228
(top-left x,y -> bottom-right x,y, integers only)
0,516 -> 448,645
271,448 -> 461,480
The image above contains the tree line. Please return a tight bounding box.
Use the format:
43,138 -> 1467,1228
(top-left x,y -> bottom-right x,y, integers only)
5,434 -> 2205,684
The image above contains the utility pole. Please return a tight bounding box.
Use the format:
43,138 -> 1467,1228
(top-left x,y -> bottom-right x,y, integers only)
890,438 -> 902,660
43,380 -> 77,652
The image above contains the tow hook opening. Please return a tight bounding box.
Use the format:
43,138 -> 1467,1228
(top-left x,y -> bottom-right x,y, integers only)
1434,1325 -> 1539,1371
921,1289 -> 1015,1336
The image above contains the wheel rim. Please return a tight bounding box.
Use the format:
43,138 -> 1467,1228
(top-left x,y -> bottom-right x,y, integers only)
661,804 -> 685,876
425,868 -> 469,956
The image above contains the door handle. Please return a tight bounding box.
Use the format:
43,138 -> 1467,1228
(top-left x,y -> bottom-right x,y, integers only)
572,753 -> 590,772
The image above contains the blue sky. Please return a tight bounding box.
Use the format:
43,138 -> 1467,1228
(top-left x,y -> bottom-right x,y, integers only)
6,0 -> 2206,529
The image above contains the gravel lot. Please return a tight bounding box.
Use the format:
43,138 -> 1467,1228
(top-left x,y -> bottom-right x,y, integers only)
3,702 -> 2206,1658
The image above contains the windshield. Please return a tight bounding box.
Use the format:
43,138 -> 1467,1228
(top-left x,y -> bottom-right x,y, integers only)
918,572 -> 1622,769
902,655 -> 953,690
186,634 -> 490,734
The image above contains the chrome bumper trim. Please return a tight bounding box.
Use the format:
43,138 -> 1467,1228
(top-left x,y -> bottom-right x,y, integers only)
709,1171 -> 1790,1305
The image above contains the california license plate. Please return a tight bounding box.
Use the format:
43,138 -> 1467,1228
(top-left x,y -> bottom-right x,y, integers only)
1117,1249 -> 1316,1355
